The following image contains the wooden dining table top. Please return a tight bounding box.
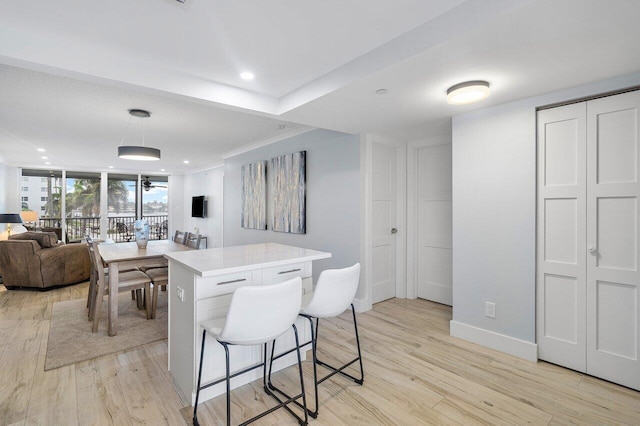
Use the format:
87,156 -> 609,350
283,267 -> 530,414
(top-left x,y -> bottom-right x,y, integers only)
99,239 -> 193,264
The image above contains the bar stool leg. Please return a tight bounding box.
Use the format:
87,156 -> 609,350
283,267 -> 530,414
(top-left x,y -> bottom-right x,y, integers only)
222,343 -> 231,426
193,329 -> 207,426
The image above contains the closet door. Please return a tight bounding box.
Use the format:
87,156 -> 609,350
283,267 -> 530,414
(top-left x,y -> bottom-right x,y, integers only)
586,91 -> 640,390
537,103 -> 587,372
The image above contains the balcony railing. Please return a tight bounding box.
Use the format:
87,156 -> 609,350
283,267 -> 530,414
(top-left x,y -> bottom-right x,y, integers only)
36,215 -> 168,243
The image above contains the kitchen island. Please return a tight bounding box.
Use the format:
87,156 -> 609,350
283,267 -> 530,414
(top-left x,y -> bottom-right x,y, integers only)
164,243 -> 331,405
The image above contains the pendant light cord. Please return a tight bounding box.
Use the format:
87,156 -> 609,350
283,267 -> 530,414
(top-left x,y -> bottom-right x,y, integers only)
118,115 -> 134,147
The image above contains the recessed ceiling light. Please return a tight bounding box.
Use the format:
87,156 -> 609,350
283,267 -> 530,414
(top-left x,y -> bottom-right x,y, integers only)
37,148 -> 45,152
44,162 -> 51,165
41,156 -> 48,159
161,169 -> 166,172
184,160 -> 189,164
375,89 -> 389,95
240,72 -> 255,80
108,166 -> 114,169
446,80 -> 490,105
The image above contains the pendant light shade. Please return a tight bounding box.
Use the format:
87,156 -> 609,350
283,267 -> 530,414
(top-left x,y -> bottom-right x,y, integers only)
118,146 -> 161,161
117,109 -> 161,161
447,80 -> 490,105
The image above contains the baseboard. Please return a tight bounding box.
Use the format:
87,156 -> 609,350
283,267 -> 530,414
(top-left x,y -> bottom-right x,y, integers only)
450,320 -> 538,362
353,297 -> 372,313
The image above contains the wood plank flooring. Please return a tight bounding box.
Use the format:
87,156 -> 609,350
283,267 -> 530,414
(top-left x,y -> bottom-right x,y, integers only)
0,282 -> 638,425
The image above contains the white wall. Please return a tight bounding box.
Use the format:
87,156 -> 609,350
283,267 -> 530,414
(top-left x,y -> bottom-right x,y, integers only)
181,166 -> 224,248
223,129 -> 360,283
451,71 -> 640,359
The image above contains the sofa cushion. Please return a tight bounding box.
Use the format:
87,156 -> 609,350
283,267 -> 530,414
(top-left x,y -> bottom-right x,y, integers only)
10,231 -> 59,248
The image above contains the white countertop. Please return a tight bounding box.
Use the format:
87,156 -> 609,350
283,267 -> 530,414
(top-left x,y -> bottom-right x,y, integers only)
164,243 -> 331,277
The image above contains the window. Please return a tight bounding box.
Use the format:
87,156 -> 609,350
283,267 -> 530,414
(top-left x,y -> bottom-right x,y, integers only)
142,176 -> 169,240
22,169 -> 62,218
22,196 -> 28,201
65,172 -> 101,241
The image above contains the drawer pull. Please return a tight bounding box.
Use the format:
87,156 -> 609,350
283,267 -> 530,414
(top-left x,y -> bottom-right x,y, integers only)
217,278 -> 247,286
278,268 -> 301,275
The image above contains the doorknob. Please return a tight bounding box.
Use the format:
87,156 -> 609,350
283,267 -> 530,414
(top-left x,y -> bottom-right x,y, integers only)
588,245 -> 596,254
391,228 -> 398,234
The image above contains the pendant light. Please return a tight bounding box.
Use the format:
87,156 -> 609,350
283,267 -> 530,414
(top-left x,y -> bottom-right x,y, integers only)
118,109 -> 161,161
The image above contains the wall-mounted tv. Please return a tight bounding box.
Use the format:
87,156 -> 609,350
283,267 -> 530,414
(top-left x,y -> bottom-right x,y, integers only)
192,196 -> 206,218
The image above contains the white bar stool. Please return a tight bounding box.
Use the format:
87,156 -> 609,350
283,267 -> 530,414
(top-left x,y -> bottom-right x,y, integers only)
193,277 -> 308,426
268,263 -> 364,418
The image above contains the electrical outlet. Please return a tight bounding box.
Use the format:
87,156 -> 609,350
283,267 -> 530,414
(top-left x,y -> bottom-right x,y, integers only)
485,302 -> 496,319
177,286 -> 185,302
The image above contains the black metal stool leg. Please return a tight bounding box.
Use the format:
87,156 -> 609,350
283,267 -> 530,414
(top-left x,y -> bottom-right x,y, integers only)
222,343 -> 231,426
292,323 -> 309,425
193,329 -> 207,426
307,316 -> 320,418
351,304 -> 365,384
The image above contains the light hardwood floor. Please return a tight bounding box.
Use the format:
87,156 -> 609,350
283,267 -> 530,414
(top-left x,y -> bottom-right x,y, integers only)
0,282 -> 639,425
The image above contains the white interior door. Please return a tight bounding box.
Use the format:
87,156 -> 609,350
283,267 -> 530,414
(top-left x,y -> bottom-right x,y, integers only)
372,142 -> 397,304
585,91 -> 640,390
416,143 -> 452,305
537,102 -> 587,372
537,90 -> 640,391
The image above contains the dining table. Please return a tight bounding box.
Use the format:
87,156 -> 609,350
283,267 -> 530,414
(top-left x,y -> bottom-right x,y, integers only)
96,239 -> 194,336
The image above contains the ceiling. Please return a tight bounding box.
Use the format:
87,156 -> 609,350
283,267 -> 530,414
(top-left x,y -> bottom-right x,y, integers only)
1,0 -> 640,174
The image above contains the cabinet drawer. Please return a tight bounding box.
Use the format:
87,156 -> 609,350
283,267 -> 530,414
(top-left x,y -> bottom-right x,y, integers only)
195,270 -> 260,299
262,262 -> 310,285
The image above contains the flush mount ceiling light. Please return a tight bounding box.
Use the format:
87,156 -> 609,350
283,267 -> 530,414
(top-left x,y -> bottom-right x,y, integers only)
240,72 -> 255,80
446,80 -> 490,105
118,109 -> 161,161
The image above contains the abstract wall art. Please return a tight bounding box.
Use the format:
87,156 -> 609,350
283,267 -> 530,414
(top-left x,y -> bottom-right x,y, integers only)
270,151 -> 306,234
241,160 -> 267,230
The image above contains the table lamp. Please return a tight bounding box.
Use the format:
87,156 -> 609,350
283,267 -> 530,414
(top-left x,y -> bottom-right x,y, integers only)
0,213 -> 23,238
20,210 -> 39,229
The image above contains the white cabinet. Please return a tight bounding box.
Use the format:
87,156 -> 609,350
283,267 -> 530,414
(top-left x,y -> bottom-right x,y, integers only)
165,243 -> 331,405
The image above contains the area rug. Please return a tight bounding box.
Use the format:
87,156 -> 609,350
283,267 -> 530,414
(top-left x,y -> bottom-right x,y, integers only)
45,290 -> 167,371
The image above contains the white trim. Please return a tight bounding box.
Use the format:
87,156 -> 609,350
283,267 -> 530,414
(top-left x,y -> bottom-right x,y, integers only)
450,320 -> 538,362
353,297 -> 372,313
221,126 -> 315,159
359,135 -> 373,309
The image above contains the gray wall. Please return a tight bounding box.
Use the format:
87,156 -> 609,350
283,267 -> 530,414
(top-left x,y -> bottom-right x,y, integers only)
224,129 -> 360,281
452,71 -> 640,344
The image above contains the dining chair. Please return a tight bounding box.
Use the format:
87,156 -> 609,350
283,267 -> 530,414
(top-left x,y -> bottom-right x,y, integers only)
268,263 -> 363,418
173,230 -> 187,244
90,241 -> 154,332
85,236 -> 142,320
193,277 -> 308,426
146,234 -> 201,318
184,232 -> 202,249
